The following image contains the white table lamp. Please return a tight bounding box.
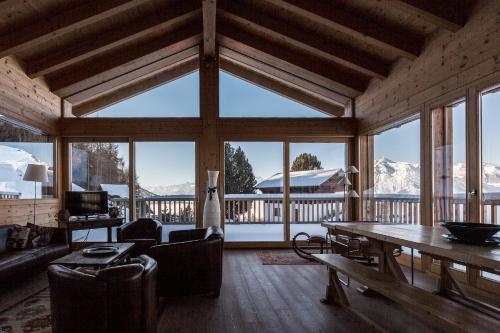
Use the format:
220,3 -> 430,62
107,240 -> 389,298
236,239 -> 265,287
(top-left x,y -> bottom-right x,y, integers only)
23,164 -> 48,225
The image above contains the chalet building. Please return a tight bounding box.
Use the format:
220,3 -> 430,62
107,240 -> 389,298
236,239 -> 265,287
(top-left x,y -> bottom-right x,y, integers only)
0,1 -> 499,332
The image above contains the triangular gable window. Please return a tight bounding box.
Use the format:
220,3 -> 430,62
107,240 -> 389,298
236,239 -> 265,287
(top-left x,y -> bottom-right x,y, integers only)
220,71 -> 332,118
85,71 -> 199,118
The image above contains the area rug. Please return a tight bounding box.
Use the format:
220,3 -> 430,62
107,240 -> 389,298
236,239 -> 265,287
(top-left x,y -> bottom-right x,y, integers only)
256,251 -> 320,265
0,288 -> 51,333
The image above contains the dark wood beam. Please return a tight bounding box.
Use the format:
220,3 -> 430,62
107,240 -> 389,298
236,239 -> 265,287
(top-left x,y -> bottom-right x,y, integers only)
218,0 -> 388,79
219,47 -> 351,107
27,1 -> 201,78
72,59 -> 198,117
220,58 -> 344,117
218,23 -> 368,97
202,0 -> 217,58
264,0 -> 423,59
67,46 -> 199,105
393,0 -> 467,32
0,0 -> 150,58
48,24 -> 202,98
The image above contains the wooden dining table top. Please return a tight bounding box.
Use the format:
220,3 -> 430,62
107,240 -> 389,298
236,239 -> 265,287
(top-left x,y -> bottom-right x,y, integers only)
322,222 -> 500,271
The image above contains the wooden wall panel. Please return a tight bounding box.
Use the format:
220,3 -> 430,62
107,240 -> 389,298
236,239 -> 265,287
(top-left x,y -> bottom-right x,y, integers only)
0,56 -> 62,227
356,0 -> 500,133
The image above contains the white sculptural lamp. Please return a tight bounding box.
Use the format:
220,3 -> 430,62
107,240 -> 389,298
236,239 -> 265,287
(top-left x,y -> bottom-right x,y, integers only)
23,164 -> 48,225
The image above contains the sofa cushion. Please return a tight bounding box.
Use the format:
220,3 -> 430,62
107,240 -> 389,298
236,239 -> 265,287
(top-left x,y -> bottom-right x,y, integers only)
6,225 -> 31,249
0,226 -> 12,254
27,223 -> 54,247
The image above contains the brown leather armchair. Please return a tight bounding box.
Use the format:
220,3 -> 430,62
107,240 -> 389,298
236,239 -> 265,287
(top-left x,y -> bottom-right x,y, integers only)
48,255 -> 158,333
117,218 -> 162,256
147,226 -> 223,297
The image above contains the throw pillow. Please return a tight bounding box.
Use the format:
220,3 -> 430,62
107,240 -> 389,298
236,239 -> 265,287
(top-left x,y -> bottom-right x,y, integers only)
27,223 -> 54,247
6,225 -> 31,249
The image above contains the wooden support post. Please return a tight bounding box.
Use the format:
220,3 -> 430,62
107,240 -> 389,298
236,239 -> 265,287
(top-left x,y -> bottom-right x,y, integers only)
197,44 -> 220,228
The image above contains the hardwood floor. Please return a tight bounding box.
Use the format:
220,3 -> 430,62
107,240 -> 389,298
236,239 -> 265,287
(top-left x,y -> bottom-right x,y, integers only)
158,250 -> 444,333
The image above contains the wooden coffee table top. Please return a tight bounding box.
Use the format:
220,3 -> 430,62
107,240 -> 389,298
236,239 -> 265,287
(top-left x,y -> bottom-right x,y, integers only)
51,242 -> 134,267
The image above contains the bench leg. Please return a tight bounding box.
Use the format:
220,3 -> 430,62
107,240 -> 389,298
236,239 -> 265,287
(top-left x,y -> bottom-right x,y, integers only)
321,269 -> 350,306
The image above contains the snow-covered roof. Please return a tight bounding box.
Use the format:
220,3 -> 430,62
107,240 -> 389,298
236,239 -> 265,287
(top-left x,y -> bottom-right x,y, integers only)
256,168 -> 343,189
100,184 -> 129,198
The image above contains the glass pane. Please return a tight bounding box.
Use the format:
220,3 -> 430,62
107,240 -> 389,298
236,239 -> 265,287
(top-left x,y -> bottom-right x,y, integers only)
224,141 -> 283,241
289,143 -> 347,239
85,72 -> 199,118
0,115 -> 54,199
481,86 -> 500,225
432,101 -> 466,224
220,71 -> 331,118
135,142 -> 196,241
373,119 -> 421,224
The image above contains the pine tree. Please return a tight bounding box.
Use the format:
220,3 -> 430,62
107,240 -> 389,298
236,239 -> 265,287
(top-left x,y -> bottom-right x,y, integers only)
224,143 -> 257,194
291,153 -> 323,171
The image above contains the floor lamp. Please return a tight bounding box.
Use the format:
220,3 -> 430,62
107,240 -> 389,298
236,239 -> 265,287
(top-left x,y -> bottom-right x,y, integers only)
340,166 -> 359,220
23,164 -> 48,225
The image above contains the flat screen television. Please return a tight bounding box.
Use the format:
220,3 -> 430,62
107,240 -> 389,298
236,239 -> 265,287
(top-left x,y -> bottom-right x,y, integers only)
65,191 -> 108,217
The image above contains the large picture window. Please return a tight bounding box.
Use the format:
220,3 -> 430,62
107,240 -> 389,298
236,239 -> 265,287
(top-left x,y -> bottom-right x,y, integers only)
0,116 -> 55,199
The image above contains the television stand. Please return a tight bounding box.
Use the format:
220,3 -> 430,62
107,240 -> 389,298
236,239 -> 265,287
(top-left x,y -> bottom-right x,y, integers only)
60,217 -> 124,252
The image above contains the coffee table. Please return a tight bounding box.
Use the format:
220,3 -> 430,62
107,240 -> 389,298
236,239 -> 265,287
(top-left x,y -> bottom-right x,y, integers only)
51,242 -> 134,268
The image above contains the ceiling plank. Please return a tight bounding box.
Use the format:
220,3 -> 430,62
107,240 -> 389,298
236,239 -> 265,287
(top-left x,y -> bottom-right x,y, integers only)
0,0 -> 150,58
221,58 -> 344,117
264,0 -> 423,59
48,24 -> 202,98
202,0 -> 217,57
27,2 -> 201,78
218,1 -> 388,79
219,46 -> 351,106
218,23 -> 368,97
72,59 -> 198,117
392,0 -> 467,32
67,46 -> 199,105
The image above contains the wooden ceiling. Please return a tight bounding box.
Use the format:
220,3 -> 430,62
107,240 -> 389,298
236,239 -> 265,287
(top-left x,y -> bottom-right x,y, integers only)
0,0 -> 474,117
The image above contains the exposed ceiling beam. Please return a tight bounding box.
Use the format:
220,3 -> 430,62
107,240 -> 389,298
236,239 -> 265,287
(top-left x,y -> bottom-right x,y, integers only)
73,59 -> 198,117
392,0 -> 467,32
67,47 -> 199,105
263,0 -> 423,59
219,46 -> 351,106
202,0 -> 217,58
48,24 -> 202,98
27,2 -> 201,78
0,0 -> 150,58
218,0 -> 388,79
218,23 -> 368,97
221,58 -> 344,117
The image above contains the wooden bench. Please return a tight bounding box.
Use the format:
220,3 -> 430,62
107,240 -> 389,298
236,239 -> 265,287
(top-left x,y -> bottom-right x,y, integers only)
313,253 -> 500,333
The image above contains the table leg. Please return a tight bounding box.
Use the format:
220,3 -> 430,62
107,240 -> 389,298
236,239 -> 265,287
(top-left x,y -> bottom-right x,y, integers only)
321,269 -> 350,306
107,227 -> 112,242
382,243 -> 408,283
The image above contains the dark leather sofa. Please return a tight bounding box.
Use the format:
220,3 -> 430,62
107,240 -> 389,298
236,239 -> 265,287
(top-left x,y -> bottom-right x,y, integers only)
117,218 -> 162,256
147,226 -> 224,297
0,224 -> 69,283
48,255 -> 158,333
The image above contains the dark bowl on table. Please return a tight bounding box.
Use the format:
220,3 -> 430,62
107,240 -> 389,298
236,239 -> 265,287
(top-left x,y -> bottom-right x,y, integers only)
440,222 -> 500,244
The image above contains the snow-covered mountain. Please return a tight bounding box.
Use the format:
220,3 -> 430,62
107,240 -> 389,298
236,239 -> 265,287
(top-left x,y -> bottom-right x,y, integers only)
375,157 -> 500,194
145,182 -> 196,196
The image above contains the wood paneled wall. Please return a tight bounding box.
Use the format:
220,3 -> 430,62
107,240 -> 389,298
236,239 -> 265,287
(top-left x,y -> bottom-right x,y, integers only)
356,0 -> 500,133
0,56 -> 62,227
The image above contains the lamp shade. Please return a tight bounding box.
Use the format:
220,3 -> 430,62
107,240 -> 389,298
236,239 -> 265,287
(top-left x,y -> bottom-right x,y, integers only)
348,190 -> 360,198
23,164 -> 48,182
338,174 -> 352,186
346,165 -> 359,174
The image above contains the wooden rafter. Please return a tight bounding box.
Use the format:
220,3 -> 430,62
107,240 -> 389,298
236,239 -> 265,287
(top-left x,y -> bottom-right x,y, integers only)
217,23 -> 368,97
218,0 -> 388,79
72,59 -> 199,117
221,58 -> 344,117
48,24 -> 202,98
202,0 -> 217,58
219,47 -> 351,107
27,1 -> 201,78
0,0 -> 150,58
263,0 -> 423,59
392,0 -> 467,32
